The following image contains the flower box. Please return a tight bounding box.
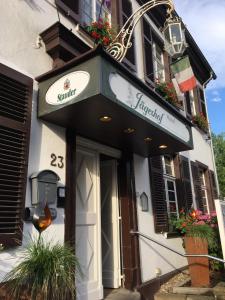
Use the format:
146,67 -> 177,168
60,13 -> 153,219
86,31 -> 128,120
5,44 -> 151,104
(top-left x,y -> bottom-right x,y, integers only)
192,112 -> 209,132
155,81 -> 183,109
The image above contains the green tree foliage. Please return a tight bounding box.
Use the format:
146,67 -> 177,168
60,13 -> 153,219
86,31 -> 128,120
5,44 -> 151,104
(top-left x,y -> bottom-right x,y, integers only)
212,132 -> 225,197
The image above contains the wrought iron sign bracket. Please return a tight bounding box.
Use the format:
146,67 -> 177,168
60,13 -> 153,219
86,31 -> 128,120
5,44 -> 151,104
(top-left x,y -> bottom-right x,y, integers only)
106,0 -> 174,62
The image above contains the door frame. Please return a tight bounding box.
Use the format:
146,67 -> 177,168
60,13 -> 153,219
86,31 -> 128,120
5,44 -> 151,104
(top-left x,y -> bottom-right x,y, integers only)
65,135 -> 141,294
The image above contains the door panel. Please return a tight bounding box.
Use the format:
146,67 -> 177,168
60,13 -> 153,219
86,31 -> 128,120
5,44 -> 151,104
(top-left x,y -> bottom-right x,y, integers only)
101,160 -> 121,288
76,147 -> 103,300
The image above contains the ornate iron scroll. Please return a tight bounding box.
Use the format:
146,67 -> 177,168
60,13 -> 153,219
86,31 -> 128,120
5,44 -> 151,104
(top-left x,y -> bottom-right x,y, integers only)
106,0 -> 174,62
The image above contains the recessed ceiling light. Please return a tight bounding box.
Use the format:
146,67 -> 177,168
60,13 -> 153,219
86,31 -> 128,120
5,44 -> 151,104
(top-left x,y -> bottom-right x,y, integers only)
159,144 -> 167,149
144,137 -> 152,142
124,128 -> 135,134
99,115 -> 112,122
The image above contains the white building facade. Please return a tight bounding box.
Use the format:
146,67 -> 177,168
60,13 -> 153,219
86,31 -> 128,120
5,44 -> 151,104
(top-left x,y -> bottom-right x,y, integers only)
0,0 -> 218,299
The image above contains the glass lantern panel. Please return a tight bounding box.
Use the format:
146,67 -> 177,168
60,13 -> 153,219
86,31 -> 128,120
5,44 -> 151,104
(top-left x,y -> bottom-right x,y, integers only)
170,23 -> 182,43
164,26 -> 171,43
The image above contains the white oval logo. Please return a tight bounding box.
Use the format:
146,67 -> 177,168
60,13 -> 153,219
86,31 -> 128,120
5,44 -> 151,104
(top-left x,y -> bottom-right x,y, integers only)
46,71 -> 90,105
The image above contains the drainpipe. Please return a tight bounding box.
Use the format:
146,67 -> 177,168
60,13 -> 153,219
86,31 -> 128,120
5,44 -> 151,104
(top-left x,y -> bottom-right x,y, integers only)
203,72 -> 220,198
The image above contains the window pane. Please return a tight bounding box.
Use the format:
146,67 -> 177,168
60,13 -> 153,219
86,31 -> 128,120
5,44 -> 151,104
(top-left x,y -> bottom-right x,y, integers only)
169,202 -> 177,213
171,24 -> 182,43
81,0 -> 92,25
167,180 -> 175,191
168,191 -> 176,202
164,155 -> 174,176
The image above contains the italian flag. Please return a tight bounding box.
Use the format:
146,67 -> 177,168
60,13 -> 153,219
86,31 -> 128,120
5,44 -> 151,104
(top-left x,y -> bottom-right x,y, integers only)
171,56 -> 196,93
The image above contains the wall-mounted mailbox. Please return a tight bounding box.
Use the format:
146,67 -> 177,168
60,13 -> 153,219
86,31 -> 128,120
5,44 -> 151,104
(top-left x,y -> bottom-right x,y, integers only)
140,192 -> 149,212
30,170 -> 60,206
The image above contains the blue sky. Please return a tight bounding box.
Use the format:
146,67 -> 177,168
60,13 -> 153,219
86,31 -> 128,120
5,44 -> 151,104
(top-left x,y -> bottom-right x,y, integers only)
174,0 -> 225,134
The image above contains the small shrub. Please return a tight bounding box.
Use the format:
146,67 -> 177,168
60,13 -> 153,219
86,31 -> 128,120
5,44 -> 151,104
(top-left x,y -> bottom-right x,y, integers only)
4,237 -> 81,300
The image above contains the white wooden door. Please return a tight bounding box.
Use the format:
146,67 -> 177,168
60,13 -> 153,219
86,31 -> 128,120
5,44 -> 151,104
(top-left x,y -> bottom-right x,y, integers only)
76,147 -> 103,300
100,160 -> 121,288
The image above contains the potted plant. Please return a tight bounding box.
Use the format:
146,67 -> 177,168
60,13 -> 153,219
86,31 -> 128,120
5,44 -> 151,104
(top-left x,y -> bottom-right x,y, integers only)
155,81 -> 183,109
192,112 -> 209,132
172,209 -> 220,287
85,18 -> 114,46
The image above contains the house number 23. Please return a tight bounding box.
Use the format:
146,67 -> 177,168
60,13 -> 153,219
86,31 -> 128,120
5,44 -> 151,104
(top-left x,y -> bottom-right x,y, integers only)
50,153 -> 64,169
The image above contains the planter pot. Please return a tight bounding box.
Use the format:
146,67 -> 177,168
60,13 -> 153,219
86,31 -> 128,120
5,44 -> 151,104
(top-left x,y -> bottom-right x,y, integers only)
184,236 -> 210,287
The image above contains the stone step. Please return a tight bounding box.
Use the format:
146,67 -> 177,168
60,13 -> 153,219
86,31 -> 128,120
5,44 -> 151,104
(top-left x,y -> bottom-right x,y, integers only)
155,293 -> 215,300
104,288 -> 141,300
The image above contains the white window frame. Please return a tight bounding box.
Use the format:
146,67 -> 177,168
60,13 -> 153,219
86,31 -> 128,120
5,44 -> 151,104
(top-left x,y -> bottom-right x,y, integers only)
199,169 -> 209,213
189,89 -> 196,116
162,156 -> 179,218
153,43 -> 165,82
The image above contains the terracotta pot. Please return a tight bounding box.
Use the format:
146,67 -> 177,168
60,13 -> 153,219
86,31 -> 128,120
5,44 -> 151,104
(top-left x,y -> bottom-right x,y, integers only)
184,236 -> 210,287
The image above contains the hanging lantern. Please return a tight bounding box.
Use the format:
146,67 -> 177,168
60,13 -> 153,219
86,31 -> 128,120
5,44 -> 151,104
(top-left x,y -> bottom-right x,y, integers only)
163,16 -> 187,58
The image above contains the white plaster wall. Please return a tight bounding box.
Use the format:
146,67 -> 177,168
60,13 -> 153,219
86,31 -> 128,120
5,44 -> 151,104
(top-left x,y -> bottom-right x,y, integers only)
0,0 -> 70,279
0,0 -> 92,77
134,154 -> 186,282
0,77 -> 66,281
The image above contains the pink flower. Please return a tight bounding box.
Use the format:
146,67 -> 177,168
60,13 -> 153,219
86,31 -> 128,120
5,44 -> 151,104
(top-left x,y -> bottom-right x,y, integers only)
195,221 -> 206,225
210,224 -> 216,228
211,211 -> 217,217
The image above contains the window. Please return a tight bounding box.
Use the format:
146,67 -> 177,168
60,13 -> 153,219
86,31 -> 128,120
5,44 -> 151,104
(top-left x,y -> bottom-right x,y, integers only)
56,0 -> 111,26
143,18 -> 154,82
143,18 -> 165,84
162,156 -> 179,219
198,86 -> 207,118
199,168 -> 209,213
121,0 -> 136,71
191,161 -> 217,213
185,89 -> 196,118
81,0 -> 111,26
149,155 -> 193,234
153,43 -> 165,82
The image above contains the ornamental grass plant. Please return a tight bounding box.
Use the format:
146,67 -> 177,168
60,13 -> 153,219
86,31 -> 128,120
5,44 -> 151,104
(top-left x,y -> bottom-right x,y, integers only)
4,237 -> 81,300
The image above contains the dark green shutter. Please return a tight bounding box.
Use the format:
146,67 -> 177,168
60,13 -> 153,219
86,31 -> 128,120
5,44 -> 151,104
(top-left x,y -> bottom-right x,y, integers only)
180,156 -> 193,211
149,156 -> 168,233
191,161 -> 203,211
174,155 -> 193,212
0,63 -> 32,247
209,170 -> 218,209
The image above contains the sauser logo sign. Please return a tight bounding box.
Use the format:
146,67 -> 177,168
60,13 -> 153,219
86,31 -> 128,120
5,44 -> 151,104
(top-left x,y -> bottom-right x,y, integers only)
45,71 -> 90,106
57,79 -> 76,103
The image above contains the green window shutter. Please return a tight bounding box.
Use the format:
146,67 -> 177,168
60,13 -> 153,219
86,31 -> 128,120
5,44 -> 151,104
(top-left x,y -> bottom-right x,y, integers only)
173,155 -> 186,211
180,156 -> 193,211
0,63 -> 32,247
209,170 -> 218,204
149,156 -> 168,233
191,161 -> 203,211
